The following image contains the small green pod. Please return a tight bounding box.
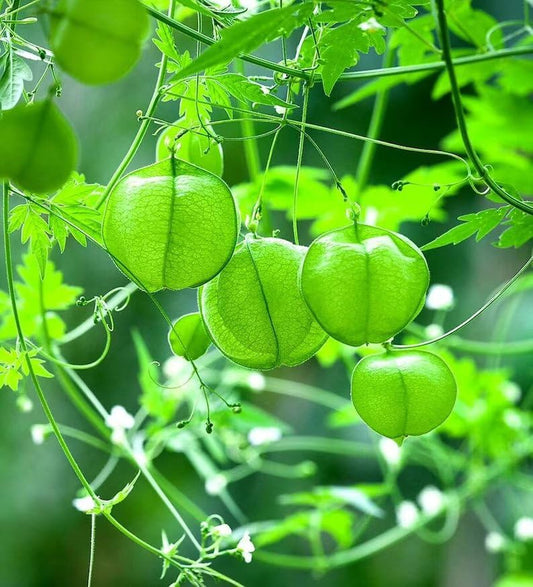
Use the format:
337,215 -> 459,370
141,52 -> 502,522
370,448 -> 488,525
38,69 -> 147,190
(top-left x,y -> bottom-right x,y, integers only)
168,313 -> 211,361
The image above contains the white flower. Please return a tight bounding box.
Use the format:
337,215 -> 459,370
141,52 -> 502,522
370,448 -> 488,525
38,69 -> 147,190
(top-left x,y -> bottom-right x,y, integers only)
17,395 -> 33,412
503,410 -> 523,430
274,106 -> 287,115
248,427 -> 282,446
106,405 -> 135,430
205,474 -> 227,496
379,437 -> 402,467
426,284 -> 454,310
31,424 -> 47,445
237,531 -> 255,563
247,372 -> 266,391
73,495 -> 96,513
485,532 -> 506,553
514,517 -> 533,541
359,17 -> 385,32
396,501 -> 419,528
425,323 -> 444,339
417,486 -> 446,516
502,381 -> 521,403
212,523 -> 232,538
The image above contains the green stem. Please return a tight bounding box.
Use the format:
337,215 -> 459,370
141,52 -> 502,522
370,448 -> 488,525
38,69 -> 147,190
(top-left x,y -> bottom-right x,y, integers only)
235,62 -> 262,181
405,323 -> 533,355
130,448 -> 202,551
87,514 -> 96,587
292,83 -> 310,245
255,438 -> 533,570
145,5 -> 533,83
60,283 -> 138,345
95,0 -> 176,210
257,436 -> 374,458
3,182 -> 101,498
433,0 -> 533,215
355,45 -> 395,194
393,253 -> 533,350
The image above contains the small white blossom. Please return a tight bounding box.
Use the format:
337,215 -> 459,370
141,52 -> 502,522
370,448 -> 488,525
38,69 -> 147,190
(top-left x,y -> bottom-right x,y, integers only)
31,424 -> 47,445
106,405 -> 135,430
359,17 -> 385,32
396,501 -> 419,528
205,474 -> 227,496
503,410 -> 523,430
248,427 -> 282,446
237,532 -> 255,563
17,395 -> 33,413
212,523 -> 232,538
502,381 -> 521,403
247,372 -> 266,391
274,105 -> 287,115
485,532 -> 506,553
73,495 -> 96,513
379,437 -> 402,467
425,323 -> 444,339
426,284 -> 454,310
417,486 -> 446,516
515,517 -> 533,541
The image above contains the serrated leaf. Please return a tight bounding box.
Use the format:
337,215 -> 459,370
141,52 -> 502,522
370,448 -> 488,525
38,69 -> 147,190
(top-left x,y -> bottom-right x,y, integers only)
206,73 -> 295,109
0,48 -> 32,110
497,208 -> 533,248
421,206 -> 510,251
175,4 -> 313,80
319,21 -> 370,95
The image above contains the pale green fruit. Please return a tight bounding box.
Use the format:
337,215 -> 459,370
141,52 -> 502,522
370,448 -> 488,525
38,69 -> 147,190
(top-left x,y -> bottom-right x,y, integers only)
299,223 -> 430,346
0,100 -> 77,193
49,0 -> 149,85
168,313 -> 211,361
102,157 -> 239,292
156,125 -> 224,177
199,237 -> 328,370
351,349 -> 457,439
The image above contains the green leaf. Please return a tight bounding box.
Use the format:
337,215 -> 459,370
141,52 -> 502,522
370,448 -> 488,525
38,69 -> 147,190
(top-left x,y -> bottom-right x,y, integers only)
445,0 -> 500,49
497,208 -> 533,248
0,48 -> 33,110
9,204 -> 52,277
205,73 -> 296,109
0,347 -> 52,392
279,485 -> 384,517
421,207 -> 510,251
319,21 -> 370,95
175,4 -> 313,80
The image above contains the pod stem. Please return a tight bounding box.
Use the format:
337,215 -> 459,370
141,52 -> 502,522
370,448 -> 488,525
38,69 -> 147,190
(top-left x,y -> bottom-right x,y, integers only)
394,252 -> 533,350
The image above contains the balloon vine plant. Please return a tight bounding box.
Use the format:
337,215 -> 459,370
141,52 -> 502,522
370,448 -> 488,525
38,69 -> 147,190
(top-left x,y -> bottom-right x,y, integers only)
0,0 -> 532,585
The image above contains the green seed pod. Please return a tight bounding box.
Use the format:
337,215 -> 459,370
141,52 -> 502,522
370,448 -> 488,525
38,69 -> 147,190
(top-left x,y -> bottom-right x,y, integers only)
49,0 -> 149,85
156,125 -> 224,177
351,349 -> 457,439
102,157 -> 239,292
199,237 -> 328,370
168,313 -> 211,361
299,223 -> 430,346
0,100 -> 77,193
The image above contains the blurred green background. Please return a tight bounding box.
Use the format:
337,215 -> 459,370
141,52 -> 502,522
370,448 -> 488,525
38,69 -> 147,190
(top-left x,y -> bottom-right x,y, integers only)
1,1 -> 532,585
